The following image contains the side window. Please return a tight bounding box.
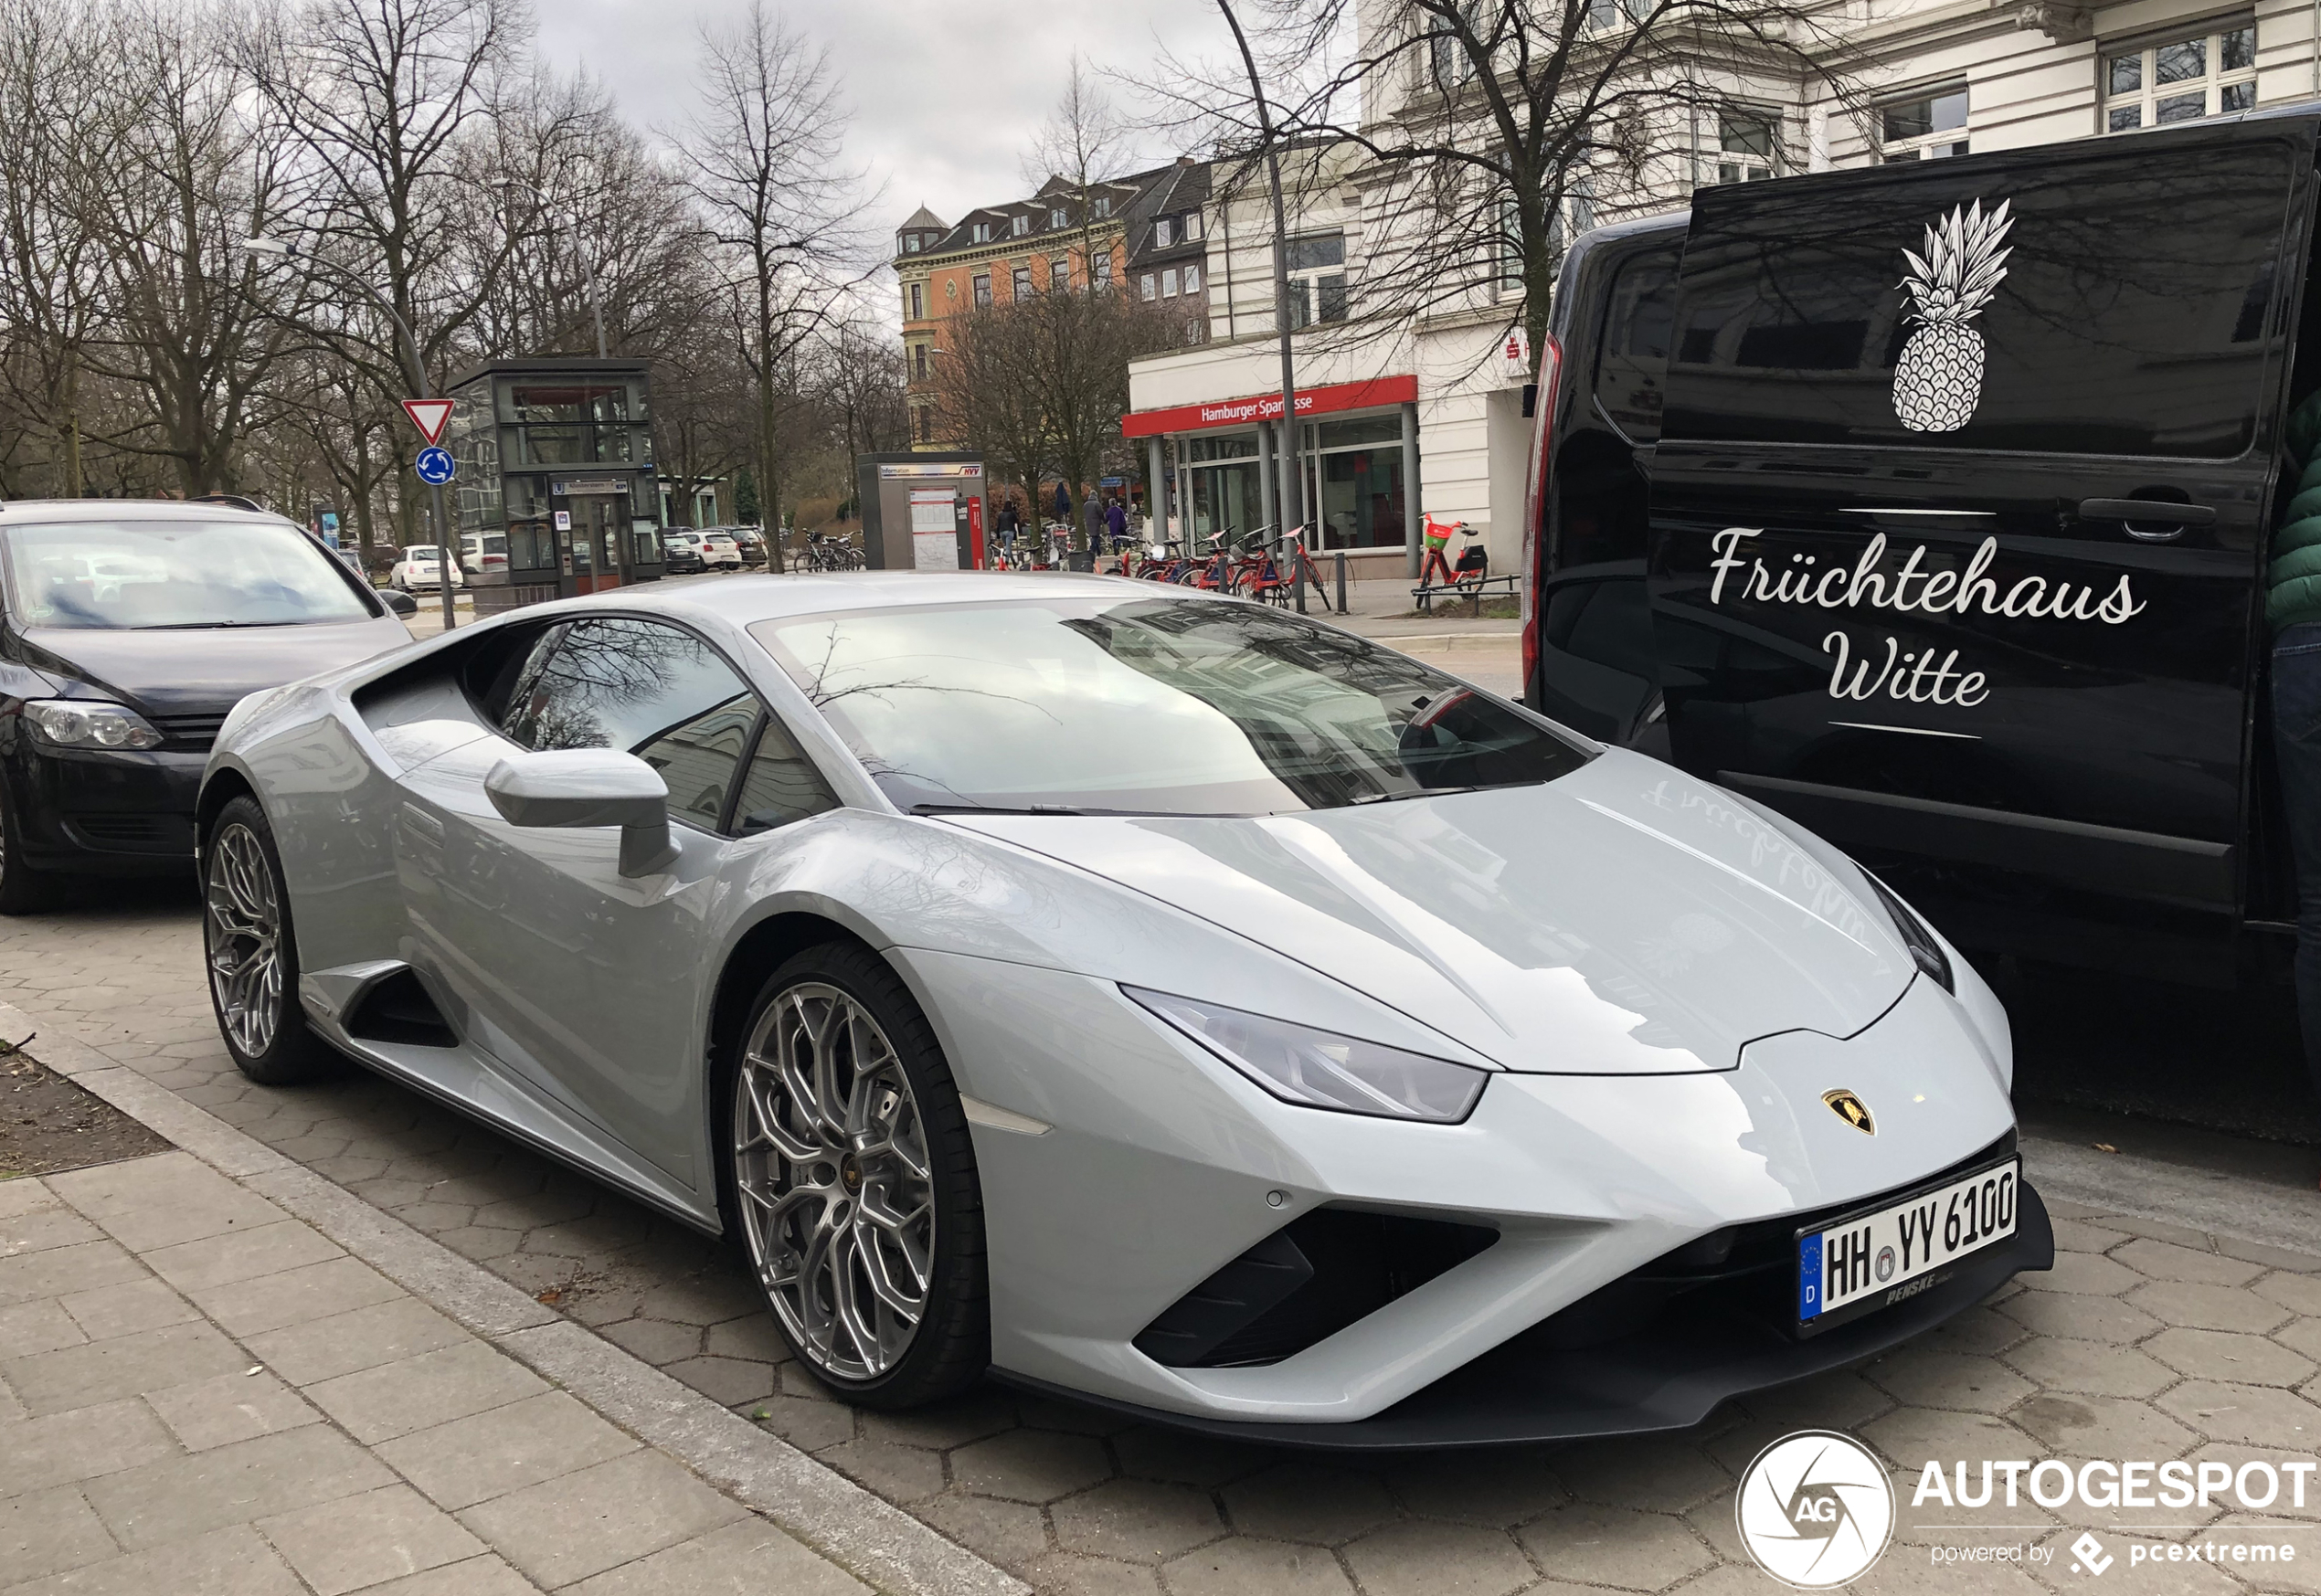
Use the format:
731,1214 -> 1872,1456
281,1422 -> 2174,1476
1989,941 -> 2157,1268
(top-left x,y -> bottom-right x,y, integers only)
1663,138 -> 2295,456
1594,246 -> 1680,442
731,715 -> 840,834
635,697 -> 761,830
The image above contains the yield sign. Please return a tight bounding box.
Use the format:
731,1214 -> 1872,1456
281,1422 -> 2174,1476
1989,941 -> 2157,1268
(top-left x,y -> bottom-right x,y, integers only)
400,399 -> 454,445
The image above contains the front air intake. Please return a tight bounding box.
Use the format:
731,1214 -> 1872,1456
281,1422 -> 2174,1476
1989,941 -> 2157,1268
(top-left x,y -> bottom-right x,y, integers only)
1135,1209 -> 1498,1369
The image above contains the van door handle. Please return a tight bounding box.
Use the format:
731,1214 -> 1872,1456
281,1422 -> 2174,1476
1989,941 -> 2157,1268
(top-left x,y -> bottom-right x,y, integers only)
2079,498 -> 2216,538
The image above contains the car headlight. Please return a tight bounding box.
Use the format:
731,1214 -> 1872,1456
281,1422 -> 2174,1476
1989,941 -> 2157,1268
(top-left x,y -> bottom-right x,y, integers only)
1124,988 -> 1488,1124
1862,872 -> 1953,993
22,700 -> 164,751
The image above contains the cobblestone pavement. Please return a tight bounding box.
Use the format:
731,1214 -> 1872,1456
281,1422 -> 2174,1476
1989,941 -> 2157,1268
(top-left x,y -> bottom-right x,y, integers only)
15,892 -> 2321,1594
0,1150 -> 863,1596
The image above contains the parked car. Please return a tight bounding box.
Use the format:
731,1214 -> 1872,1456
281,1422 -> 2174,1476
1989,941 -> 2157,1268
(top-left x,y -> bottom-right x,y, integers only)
698,531 -> 744,571
201,573 -> 2046,1440
459,532 -> 509,579
661,531 -> 706,575
0,500 -> 410,912
731,526 -> 768,567
390,545 -> 463,592
1528,111 -> 2321,990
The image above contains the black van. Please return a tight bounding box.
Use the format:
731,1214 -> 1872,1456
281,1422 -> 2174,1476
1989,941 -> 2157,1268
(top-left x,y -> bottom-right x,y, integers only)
1528,110 -> 2321,987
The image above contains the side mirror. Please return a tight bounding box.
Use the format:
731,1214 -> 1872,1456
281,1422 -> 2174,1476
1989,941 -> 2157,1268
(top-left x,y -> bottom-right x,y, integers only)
380,588 -> 418,617
484,749 -> 679,877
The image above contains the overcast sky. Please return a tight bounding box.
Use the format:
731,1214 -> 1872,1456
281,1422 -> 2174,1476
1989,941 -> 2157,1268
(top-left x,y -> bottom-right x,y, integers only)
534,1 -> 1225,252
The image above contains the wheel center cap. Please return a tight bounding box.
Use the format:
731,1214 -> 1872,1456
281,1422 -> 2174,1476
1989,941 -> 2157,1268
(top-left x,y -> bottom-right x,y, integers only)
840,1157 -> 863,1192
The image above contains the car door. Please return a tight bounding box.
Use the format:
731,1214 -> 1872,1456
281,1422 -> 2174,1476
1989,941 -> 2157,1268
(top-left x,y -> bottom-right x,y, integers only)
398,614 -> 838,1184
1646,120 -> 2316,966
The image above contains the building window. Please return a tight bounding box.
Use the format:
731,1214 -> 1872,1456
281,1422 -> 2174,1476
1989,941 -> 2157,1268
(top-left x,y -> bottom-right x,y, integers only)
1012,265 -> 1033,300
1183,211 -> 1203,240
1094,250 -> 1112,286
1286,233 -> 1348,327
907,281 -> 924,319
913,344 -> 928,381
972,274 -> 991,307
1882,85 -> 1969,159
1706,111 -> 1776,185
917,409 -> 934,445
1185,263 -> 1203,295
1427,0 -> 1480,88
1050,256 -> 1070,290
1161,267 -> 1180,297
1154,217 -> 1174,248
902,234 -> 920,253
2104,23 -> 2256,131
1050,206 -> 1066,227
1012,214 -> 1029,237
1094,196 -> 1111,217
1140,272 -> 1157,301
971,221 -> 991,243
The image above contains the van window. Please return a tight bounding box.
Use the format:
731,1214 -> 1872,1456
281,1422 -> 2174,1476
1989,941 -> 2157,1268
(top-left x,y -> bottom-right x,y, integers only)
1594,246 -> 1680,442
1661,138 -> 2294,457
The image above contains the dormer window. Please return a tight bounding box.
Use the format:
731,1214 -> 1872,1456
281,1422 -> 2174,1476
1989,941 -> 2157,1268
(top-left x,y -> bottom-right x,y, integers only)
1094,196 -> 1111,218
1154,217 -> 1173,248
971,221 -> 992,243
903,234 -> 921,253
1012,214 -> 1029,237
1184,211 -> 1203,241
1051,207 -> 1066,227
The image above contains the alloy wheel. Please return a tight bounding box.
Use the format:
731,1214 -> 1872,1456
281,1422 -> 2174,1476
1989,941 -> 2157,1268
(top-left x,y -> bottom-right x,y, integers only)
205,823 -> 283,1058
733,982 -> 935,1381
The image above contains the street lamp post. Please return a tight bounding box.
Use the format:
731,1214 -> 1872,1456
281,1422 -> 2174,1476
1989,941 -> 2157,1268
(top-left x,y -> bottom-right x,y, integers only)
244,235 -> 458,632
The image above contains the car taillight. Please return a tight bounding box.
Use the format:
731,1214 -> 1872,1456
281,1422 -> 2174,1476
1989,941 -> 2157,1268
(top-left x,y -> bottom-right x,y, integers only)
1520,333 -> 1563,702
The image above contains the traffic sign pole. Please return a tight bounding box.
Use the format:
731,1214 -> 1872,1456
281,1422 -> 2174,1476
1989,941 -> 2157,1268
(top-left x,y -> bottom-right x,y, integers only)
400,400 -> 458,632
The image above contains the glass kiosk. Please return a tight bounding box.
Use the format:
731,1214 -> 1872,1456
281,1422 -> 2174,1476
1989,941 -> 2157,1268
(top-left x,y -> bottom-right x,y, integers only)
444,357 -> 665,613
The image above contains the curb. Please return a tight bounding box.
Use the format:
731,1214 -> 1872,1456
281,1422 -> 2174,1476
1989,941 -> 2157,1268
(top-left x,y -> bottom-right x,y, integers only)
0,997 -> 1027,1596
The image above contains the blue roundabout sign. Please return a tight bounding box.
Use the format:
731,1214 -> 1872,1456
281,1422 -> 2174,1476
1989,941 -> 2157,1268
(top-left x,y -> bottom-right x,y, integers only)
414,445 -> 455,485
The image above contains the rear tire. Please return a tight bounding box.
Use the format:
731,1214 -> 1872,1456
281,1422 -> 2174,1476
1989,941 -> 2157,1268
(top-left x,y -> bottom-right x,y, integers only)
202,797 -> 337,1084
721,941 -> 987,1409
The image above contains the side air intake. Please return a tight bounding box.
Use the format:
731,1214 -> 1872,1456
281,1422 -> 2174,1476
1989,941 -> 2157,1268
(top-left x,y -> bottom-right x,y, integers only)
1135,1209 -> 1498,1369
344,967 -> 458,1048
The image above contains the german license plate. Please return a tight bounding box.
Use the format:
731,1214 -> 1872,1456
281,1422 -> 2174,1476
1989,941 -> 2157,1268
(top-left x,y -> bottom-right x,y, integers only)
1796,1157 -> 2019,1334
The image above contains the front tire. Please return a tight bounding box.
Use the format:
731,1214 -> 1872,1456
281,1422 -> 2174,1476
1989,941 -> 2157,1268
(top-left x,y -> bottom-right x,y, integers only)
202,797 -> 336,1084
724,942 -> 987,1408
0,778 -> 57,915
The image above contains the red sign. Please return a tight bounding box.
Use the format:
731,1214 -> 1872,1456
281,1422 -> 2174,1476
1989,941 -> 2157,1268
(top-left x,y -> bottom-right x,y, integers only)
1122,375 -> 1418,439
966,494 -> 985,568
400,399 -> 455,445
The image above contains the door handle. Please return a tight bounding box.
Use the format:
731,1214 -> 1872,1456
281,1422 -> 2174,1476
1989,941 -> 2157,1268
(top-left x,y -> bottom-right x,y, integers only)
2079,498 -> 2215,540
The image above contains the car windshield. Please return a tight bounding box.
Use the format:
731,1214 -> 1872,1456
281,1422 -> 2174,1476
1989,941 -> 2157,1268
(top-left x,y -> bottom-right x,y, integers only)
2,518 -> 376,631
753,597 -> 1593,815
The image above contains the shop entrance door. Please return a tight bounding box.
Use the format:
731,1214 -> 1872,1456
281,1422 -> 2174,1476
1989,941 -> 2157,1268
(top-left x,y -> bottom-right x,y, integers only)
1189,460 -> 1265,547
556,492 -> 630,597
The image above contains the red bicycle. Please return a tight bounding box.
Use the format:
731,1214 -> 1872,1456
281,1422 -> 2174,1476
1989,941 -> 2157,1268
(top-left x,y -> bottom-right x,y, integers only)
1415,514 -> 1488,611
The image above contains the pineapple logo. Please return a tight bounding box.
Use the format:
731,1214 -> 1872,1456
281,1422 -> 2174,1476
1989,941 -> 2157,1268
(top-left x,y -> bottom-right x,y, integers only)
1892,198 -> 2013,433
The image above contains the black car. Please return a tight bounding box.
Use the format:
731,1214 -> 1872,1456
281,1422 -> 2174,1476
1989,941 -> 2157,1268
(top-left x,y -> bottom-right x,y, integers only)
1527,107 -> 2321,989
661,532 -> 706,575
0,501 -> 410,911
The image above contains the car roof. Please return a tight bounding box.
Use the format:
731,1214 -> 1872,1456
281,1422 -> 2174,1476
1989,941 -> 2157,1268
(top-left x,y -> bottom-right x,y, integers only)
0,498 -> 296,528
552,569 -> 1197,629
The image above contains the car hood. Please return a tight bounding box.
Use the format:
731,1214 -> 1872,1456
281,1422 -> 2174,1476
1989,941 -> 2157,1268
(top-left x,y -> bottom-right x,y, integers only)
947,750 -> 1916,1073
22,618 -> 412,717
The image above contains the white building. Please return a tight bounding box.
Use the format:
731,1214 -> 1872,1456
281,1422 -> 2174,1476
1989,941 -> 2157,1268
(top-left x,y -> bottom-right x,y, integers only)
1126,0 -> 2320,585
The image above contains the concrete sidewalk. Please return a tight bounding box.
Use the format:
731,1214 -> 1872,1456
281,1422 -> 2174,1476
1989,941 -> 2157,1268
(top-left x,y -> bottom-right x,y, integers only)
0,1152 -> 872,1596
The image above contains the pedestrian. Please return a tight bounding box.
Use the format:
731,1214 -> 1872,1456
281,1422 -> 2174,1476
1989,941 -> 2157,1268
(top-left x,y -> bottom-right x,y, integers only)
1054,481 -> 1071,525
2272,390 -> 2321,1110
1105,497 -> 1127,548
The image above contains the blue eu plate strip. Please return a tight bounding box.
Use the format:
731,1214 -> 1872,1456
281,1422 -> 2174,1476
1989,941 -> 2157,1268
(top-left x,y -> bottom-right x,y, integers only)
1797,1233 -> 1823,1320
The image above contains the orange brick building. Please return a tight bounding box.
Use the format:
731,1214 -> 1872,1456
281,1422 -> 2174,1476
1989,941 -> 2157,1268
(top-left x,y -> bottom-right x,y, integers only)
896,164 -> 1214,453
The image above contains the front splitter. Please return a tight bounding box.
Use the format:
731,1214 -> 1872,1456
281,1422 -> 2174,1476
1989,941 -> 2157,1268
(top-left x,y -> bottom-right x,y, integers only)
993,1179 -> 2055,1451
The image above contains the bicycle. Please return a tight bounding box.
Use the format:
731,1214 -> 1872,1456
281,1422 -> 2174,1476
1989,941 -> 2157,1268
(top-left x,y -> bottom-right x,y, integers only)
1252,525 -> 1334,611
1414,514 -> 1487,612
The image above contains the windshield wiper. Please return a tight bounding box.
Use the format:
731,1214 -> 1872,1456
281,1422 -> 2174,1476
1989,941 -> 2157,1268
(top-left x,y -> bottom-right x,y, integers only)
1351,781 -> 1539,805
135,619 -> 302,630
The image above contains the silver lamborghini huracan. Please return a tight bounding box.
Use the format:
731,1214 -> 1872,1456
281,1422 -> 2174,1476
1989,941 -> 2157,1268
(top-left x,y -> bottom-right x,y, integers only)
197,572 -> 2049,1445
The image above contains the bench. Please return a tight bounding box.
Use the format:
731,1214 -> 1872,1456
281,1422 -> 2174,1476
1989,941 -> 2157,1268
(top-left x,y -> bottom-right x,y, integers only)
1412,572 -> 1520,617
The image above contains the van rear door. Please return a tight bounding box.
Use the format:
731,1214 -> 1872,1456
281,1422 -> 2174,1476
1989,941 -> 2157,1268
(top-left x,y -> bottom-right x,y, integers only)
1647,120 -> 2316,968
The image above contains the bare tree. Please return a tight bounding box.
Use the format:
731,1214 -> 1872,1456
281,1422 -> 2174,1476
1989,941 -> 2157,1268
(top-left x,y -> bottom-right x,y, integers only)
674,1 -> 864,567
1024,56 -> 1139,285
1183,0 -> 1863,376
